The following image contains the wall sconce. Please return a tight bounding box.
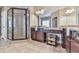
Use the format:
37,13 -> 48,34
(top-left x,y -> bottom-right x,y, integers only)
65,8 -> 74,14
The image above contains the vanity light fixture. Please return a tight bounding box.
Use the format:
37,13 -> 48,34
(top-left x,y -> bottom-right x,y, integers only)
65,8 -> 74,14
35,10 -> 39,15
35,9 -> 44,15
65,10 -> 70,14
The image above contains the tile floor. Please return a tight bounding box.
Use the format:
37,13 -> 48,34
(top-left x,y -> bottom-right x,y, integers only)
0,39 -> 66,53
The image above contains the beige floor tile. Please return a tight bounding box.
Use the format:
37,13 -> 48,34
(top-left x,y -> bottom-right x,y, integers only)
0,39 -> 66,53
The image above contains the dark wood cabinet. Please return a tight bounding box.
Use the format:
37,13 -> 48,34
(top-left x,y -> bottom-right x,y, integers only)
31,31 -> 36,40
65,37 -> 71,53
36,32 -> 45,42
65,36 -> 79,53
31,28 -> 46,42
71,39 -> 79,53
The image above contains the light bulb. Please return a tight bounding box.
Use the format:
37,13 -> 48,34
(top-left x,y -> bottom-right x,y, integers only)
35,9 -> 44,15
69,9 -> 74,13
65,10 -> 70,14
41,9 -> 44,14
36,11 -> 39,15
38,11 -> 41,14
65,8 -> 74,14
71,9 -> 74,12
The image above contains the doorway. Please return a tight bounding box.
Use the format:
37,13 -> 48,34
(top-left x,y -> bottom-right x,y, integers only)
7,8 -> 28,40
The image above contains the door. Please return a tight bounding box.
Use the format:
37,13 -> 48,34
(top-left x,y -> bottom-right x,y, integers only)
7,9 -> 12,40
13,9 -> 27,39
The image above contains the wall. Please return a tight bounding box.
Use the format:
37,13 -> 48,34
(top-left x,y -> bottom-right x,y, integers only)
59,8 -> 77,27
30,7 -> 38,27
51,10 -> 60,28
51,7 -> 78,28
31,7 -> 78,28
1,7 -> 10,40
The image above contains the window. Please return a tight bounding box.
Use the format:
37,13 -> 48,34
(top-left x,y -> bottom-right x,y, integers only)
42,19 -> 50,27
41,16 -> 51,28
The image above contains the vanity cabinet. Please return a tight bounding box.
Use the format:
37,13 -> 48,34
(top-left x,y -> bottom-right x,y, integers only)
71,39 -> 79,53
36,32 -> 45,42
31,31 -> 36,40
65,37 -> 71,53
31,28 -> 46,42
65,36 -> 79,53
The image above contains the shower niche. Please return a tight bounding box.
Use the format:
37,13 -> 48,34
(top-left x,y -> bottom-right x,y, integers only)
7,8 -> 30,40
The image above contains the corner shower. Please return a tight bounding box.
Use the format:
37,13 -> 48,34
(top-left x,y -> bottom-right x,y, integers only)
7,8 -> 30,40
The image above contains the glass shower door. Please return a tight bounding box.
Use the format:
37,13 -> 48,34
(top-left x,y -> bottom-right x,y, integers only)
13,9 -> 27,39
7,9 -> 12,39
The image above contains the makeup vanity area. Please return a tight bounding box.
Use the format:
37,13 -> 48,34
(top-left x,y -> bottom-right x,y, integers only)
31,27 -> 66,47
31,26 -> 79,53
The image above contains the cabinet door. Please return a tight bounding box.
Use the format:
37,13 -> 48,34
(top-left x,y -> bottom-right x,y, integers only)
37,32 -> 44,42
65,38 -> 71,53
31,31 -> 36,40
71,40 -> 79,53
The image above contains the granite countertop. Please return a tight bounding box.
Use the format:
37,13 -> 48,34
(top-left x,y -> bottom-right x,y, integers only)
31,27 -> 62,30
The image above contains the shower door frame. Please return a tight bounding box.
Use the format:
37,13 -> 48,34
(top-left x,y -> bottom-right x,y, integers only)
7,8 -> 27,40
